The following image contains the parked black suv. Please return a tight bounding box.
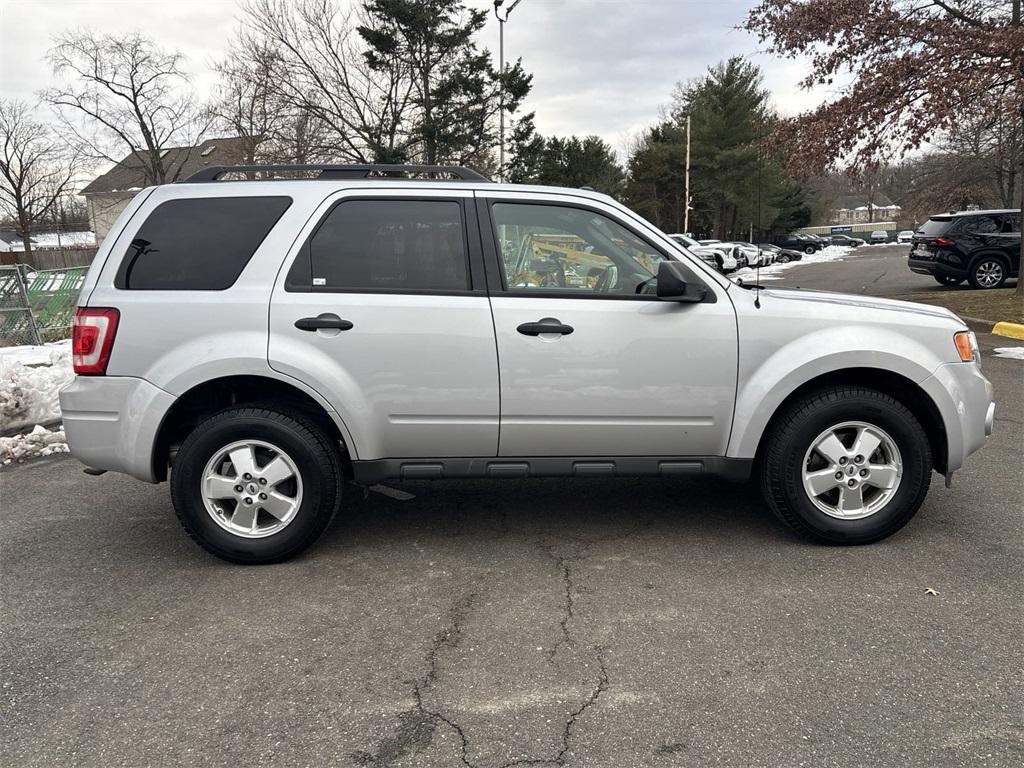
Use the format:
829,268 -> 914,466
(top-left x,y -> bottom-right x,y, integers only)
772,233 -> 820,254
909,209 -> 1021,288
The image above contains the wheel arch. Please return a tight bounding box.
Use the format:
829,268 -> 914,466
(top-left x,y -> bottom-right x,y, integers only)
748,368 -> 948,474
152,374 -> 354,481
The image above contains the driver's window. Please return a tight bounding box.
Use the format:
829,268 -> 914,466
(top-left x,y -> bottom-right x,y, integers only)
491,203 -> 663,295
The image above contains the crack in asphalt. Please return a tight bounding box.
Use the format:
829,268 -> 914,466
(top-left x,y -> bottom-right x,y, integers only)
354,520 -> 636,768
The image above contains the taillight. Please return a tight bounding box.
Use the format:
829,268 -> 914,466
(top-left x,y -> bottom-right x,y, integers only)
933,236 -> 954,246
72,307 -> 119,375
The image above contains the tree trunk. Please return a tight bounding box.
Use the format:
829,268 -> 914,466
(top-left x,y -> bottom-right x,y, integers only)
18,214 -> 32,259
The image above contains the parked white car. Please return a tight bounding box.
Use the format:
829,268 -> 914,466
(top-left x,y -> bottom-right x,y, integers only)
668,233 -> 738,272
897,230 -> 914,244
721,241 -> 768,266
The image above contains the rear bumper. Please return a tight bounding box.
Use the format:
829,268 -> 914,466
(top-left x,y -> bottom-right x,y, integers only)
59,376 -> 175,482
919,362 -> 994,473
908,257 -> 965,280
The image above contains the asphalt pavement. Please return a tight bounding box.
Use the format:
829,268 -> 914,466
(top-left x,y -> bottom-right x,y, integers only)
2,246 -> 1022,767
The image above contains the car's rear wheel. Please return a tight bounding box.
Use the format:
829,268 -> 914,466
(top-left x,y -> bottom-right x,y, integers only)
760,386 -> 931,545
968,257 -> 1008,289
934,275 -> 963,286
170,407 -> 343,564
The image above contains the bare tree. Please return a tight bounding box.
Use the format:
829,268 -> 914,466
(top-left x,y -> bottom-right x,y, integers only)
0,99 -> 81,255
240,0 -> 414,163
44,30 -> 208,185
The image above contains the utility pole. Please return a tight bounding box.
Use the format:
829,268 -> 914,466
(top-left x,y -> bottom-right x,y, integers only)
494,0 -> 525,182
684,113 -> 691,233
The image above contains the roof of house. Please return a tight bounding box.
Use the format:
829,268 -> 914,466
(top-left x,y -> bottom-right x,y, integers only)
834,193 -> 900,211
80,137 -> 251,195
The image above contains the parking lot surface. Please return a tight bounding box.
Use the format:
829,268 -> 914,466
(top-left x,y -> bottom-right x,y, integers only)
3,247 -> 1022,767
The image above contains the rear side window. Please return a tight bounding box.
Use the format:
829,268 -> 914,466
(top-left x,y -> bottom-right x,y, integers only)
917,217 -> 952,236
116,196 -> 292,290
292,199 -> 469,292
956,215 -> 999,234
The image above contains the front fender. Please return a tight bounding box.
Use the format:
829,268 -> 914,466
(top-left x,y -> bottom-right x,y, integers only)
727,325 -> 946,459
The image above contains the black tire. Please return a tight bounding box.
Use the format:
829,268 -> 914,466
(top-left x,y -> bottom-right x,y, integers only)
967,256 -> 1009,289
934,275 -> 963,286
170,406 -> 343,564
804,245 -> 815,254
777,254 -> 791,264
760,386 -> 932,545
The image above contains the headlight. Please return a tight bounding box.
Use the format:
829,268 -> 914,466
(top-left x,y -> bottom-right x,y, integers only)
953,330 -> 980,364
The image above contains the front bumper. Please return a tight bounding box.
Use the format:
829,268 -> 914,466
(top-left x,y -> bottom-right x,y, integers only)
59,376 -> 176,482
919,361 -> 994,473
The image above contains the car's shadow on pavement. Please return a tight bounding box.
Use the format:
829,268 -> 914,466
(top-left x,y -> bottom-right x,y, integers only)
318,475 -> 789,553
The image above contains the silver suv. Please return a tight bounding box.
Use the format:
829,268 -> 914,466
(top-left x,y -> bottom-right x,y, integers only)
61,164 -> 995,563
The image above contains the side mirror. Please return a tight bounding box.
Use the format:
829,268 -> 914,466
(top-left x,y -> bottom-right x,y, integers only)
657,260 -> 707,303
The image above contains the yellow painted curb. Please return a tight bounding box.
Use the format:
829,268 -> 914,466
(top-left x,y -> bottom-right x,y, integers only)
992,321 -> 1024,340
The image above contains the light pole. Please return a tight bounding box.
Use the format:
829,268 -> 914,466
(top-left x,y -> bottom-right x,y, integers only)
684,113 -> 691,234
494,0 -> 524,181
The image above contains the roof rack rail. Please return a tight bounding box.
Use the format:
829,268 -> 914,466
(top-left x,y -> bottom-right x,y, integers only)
185,163 -> 491,183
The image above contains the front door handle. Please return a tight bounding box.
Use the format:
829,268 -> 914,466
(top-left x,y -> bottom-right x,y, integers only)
295,314 -> 354,332
517,317 -> 574,336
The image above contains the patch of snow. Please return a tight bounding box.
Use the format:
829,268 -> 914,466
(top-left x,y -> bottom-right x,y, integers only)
0,424 -> 69,465
993,347 -> 1024,360
731,245 -> 854,282
0,341 -> 73,433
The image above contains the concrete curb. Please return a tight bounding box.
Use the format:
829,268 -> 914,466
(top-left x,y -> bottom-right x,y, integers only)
992,321 -> 1024,340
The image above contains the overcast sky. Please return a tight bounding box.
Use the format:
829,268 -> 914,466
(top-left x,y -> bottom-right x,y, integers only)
0,0 -> 827,156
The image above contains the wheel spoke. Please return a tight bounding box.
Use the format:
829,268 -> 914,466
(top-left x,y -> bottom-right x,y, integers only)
231,503 -> 258,532
837,483 -> 864,515
805,467 -> 841,497
229,445 -> 258,478
260,455 -> 295,487
866,464 -> 899,490
260,491 -> 297,521
851,427 -> 882,460
814,432 -> 847,465
204,474 -> 237,499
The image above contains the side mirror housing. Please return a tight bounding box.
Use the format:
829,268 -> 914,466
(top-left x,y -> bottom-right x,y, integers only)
656,260 -> 707,303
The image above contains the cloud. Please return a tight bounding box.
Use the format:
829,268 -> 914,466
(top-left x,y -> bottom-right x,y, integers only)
0,0 -> 828,148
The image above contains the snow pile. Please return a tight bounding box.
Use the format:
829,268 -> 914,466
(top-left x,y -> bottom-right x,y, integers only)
0,424 -> 69,465
993,347 -> 1024,360
0,341 -> 73,433
732,245 -> 854,283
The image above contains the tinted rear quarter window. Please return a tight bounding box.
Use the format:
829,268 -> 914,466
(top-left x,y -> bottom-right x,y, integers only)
291,199 -> 469,292
917,217 -> 952,236
116,196 -> 292,290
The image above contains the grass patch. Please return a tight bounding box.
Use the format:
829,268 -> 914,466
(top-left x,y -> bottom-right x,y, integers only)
886,288 -> 1024,324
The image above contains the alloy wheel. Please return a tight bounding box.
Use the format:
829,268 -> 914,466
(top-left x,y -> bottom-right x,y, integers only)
801,421 -> 903,520
200,439 -> 303,538
974,260 -> 1004,288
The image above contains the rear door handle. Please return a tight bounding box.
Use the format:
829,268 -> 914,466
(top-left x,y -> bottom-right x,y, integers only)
517,317 -> 574,336
295,315 -> 354,332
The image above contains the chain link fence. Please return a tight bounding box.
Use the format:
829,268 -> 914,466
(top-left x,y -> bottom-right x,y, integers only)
0,265 -> 87,346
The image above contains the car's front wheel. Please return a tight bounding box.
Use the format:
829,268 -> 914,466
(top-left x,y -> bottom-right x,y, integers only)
968,257 -> 1008,289
760,386 -> 931,545
934,275 -> 963,286
804,245 -> 815,254
170,407 -> 343,564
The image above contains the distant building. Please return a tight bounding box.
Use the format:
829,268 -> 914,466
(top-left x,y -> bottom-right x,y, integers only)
831,194 -> 902,225
79,137 -> 249,241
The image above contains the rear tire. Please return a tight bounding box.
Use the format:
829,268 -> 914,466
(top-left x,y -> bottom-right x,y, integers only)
170,406 -> 343,564
968,256 -> 1008,289
760,386 -> 932,545
934,275 -> 963,286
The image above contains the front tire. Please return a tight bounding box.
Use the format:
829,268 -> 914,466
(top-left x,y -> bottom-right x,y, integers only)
804,245 -> 815,254
760,386 -> 932,545
170,407 -> 343,564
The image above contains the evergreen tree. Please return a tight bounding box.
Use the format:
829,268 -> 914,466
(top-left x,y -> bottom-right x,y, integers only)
625,57 -> 809,238
358,0 -> 530,167
508,128 -> 624,196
